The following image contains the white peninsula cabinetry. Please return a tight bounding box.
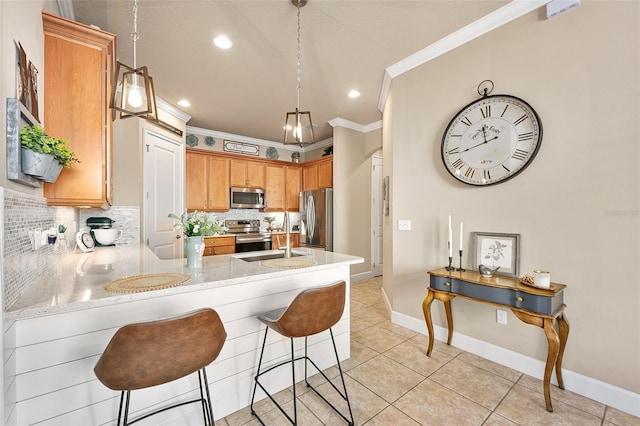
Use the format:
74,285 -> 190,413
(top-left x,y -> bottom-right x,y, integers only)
4,246 -> 362,425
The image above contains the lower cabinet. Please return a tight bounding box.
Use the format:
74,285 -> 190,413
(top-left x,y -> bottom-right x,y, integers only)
204,236 -> 235,256
272,233 -> 299,249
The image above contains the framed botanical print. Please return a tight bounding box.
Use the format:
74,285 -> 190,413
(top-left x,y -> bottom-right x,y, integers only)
472,232 -> 521,277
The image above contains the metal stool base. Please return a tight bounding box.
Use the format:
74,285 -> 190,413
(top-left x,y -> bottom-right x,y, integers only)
250,328 -> 354,426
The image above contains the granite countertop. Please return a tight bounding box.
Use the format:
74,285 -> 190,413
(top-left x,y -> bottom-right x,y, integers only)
6,244 -> 363,320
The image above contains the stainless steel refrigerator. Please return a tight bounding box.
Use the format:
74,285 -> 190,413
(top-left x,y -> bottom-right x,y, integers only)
299,188 -> 333,251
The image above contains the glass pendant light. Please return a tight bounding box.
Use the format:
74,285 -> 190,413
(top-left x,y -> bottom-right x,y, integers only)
283,0 -> 315,147
109,0 -> 158,119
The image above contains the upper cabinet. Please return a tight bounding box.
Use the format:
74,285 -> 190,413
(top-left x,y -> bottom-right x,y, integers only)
42,12 -> 115,208
264,164 -> 301,212
186,151 -> 229,212
230,159 -> 265,188
302,155 -> 333,191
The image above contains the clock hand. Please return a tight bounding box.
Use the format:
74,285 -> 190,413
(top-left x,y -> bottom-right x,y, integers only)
460,136 -> 499,153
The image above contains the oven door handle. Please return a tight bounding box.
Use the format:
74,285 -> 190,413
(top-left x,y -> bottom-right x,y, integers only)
235,235 -> 271,243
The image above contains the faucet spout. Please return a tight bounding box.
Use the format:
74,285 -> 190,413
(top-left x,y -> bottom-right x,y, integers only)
283,211 -> 292,258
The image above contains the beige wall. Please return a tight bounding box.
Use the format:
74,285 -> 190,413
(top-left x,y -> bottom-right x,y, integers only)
0,0 -> 57,194
385,1 -> 639,394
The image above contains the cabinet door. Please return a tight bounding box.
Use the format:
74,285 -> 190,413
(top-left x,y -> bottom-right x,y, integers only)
285,166 -> 301,211
246,161 -> 266,188
318,159 -> 333,188
186,152 -> 208,211
265,164 -> 285,211
42,13 -> 115,207
229,159 -> 247,187
302,164 -> 318,191
207,156 -> 230,211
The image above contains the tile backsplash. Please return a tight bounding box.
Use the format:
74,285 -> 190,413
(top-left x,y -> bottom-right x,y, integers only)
1,188 -> 140,309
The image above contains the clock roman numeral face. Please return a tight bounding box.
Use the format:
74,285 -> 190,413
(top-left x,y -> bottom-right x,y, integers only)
441,95 -> 542,186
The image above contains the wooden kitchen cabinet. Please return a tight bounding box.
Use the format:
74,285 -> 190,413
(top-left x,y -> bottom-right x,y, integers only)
265,164 -> 301,212
302,156 -> 333,191
272,233 -> 299,249
285,166 -> 301,211
42,12 -> 116,208
204,236 -> 235,256
230,159 -> 265,188
186,151 -> 229,211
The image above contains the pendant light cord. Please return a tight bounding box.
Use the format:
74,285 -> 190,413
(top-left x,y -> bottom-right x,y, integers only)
296,1 -> 301,114
131,0 -> 139,70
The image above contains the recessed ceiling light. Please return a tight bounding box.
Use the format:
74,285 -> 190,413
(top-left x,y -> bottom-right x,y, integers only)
177,99 -> 191,107
348,90 -> 360,98
213,35 -> 232,49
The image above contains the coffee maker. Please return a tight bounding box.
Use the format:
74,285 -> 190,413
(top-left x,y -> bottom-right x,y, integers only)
86,217 -> 116,247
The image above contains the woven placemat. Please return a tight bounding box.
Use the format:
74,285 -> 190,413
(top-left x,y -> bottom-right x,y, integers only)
262,258 -> 317,270
104,273 -> 191,293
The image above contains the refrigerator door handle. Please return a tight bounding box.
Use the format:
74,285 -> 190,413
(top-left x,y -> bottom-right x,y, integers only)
308,195 -> 315,241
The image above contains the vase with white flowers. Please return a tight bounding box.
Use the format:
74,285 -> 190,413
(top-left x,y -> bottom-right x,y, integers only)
168,211 -> 227,267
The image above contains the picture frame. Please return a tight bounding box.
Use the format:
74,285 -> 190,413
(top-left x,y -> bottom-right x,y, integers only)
383,175 -> 389,216
471,232 -> 521,277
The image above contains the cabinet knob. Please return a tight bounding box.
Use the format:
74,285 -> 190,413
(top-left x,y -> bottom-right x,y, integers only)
516,296 -> 523,302
445,282 -> 451,287
204,200 -> 207,209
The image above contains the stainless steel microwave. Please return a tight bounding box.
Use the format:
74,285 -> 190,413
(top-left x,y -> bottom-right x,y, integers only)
230,187 -> 266,209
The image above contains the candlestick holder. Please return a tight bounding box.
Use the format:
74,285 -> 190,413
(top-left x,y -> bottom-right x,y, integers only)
456,249 -> 466,271
446,256 -> 454,271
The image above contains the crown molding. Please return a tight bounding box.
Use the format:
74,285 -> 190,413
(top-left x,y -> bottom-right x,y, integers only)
185,126 -> 333,153
156,97 -> 191,122
328,118 -> 382,134
378,0 -> 552,112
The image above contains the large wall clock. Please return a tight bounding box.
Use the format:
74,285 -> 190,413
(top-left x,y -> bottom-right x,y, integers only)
441,87 -> 542,186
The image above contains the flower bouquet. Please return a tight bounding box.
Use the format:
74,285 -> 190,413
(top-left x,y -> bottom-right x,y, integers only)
168,211 -> 227,237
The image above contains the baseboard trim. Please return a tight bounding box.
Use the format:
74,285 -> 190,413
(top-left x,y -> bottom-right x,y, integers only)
391,311 -> 640,418
351,271 -> 374,283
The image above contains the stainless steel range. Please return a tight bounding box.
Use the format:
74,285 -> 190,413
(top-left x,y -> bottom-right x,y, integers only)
225,219 -> 272,253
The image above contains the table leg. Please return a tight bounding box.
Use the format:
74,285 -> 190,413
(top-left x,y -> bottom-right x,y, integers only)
542,317 -> 560,412
556,313 -> 570,390
422,291 -> 435,356
444,299 -> 453,346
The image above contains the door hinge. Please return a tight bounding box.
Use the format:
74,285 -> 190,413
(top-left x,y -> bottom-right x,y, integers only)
146,144 -> 150,152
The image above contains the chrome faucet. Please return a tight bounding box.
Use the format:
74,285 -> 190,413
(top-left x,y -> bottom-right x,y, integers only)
281,211 -> 292,258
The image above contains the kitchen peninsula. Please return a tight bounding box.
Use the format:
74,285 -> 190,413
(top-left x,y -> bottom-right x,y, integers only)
5,245 -> 363,425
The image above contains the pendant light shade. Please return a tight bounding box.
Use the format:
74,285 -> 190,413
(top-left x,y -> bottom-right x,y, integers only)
109,0 -> 158,120
283,0 -> 315,147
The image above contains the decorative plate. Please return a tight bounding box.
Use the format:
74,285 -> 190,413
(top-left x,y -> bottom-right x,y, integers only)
186,134 -> 199,147
205,136 -> 215,146
265,147 -> 279,160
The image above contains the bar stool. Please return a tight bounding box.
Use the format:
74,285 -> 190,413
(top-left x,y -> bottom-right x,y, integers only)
94,308 -> 227,426
250,281 -> 354,425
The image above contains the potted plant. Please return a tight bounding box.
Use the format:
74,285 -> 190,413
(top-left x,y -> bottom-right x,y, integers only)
19,125 -> 79,182
291,151 -> 301,163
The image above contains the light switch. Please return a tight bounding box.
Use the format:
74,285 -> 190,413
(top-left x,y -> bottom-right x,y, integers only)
398,220 -> 411,231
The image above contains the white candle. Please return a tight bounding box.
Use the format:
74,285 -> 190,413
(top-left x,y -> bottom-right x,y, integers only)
459,222 -> 463,251
448,215 -> 452,257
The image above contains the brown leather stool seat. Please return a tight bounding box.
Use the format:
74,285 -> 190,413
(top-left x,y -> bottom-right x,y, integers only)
94,308 -> 226,426
250,281 -> 354,425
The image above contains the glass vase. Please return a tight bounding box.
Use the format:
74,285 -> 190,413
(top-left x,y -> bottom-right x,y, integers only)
185,236 -> 205,268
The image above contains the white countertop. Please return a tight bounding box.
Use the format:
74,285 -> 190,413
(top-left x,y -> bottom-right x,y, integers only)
6,245 -> 363,320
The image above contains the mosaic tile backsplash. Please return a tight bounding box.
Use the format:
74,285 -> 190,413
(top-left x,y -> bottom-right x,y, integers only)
2,188 -> 140,310
2,189 -> 75,309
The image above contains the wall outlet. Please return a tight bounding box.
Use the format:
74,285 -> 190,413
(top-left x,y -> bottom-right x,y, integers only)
496,309 -> 508,325
398,220 -> 411,231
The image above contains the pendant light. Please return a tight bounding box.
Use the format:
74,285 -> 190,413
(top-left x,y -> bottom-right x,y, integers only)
109,0 -> 158,119
283,0 -> 315,147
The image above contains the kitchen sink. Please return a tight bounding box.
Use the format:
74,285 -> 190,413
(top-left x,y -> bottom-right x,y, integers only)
237,252 -> 303,262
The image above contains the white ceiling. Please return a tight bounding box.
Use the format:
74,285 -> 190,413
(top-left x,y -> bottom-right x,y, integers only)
71,0 -> 511,143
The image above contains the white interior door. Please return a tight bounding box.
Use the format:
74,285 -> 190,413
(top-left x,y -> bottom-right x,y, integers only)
143,129 -> 184,259
371,155 -> 383,276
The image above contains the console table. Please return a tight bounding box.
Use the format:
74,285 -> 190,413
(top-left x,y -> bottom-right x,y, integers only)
423,268 -> 569,412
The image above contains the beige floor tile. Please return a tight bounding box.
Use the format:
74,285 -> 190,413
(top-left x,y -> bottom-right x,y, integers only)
352,325 -> 409,353
429,358 -> 514,410
347,354 -> 426,403
356,308 -> 389,324
495,384 -> 601,425
517,374 -> 606,418
357,292 -> 385,307
482,413 -> 519,425
293,365 -> 340,397
350,314 -> 380,333
365,405 -> 420,425
351,299 -> 370,314
394,378 -> 491,425
456,351 -> 522,382
377,320 -> 419,339
223,389 -> 292,425
298,374 -> 388,425
248,398 -> 323,426
342,340 -> 379,371
604,406 -> 640,426
383,337 -> 452,376
410,333 -> 463,358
